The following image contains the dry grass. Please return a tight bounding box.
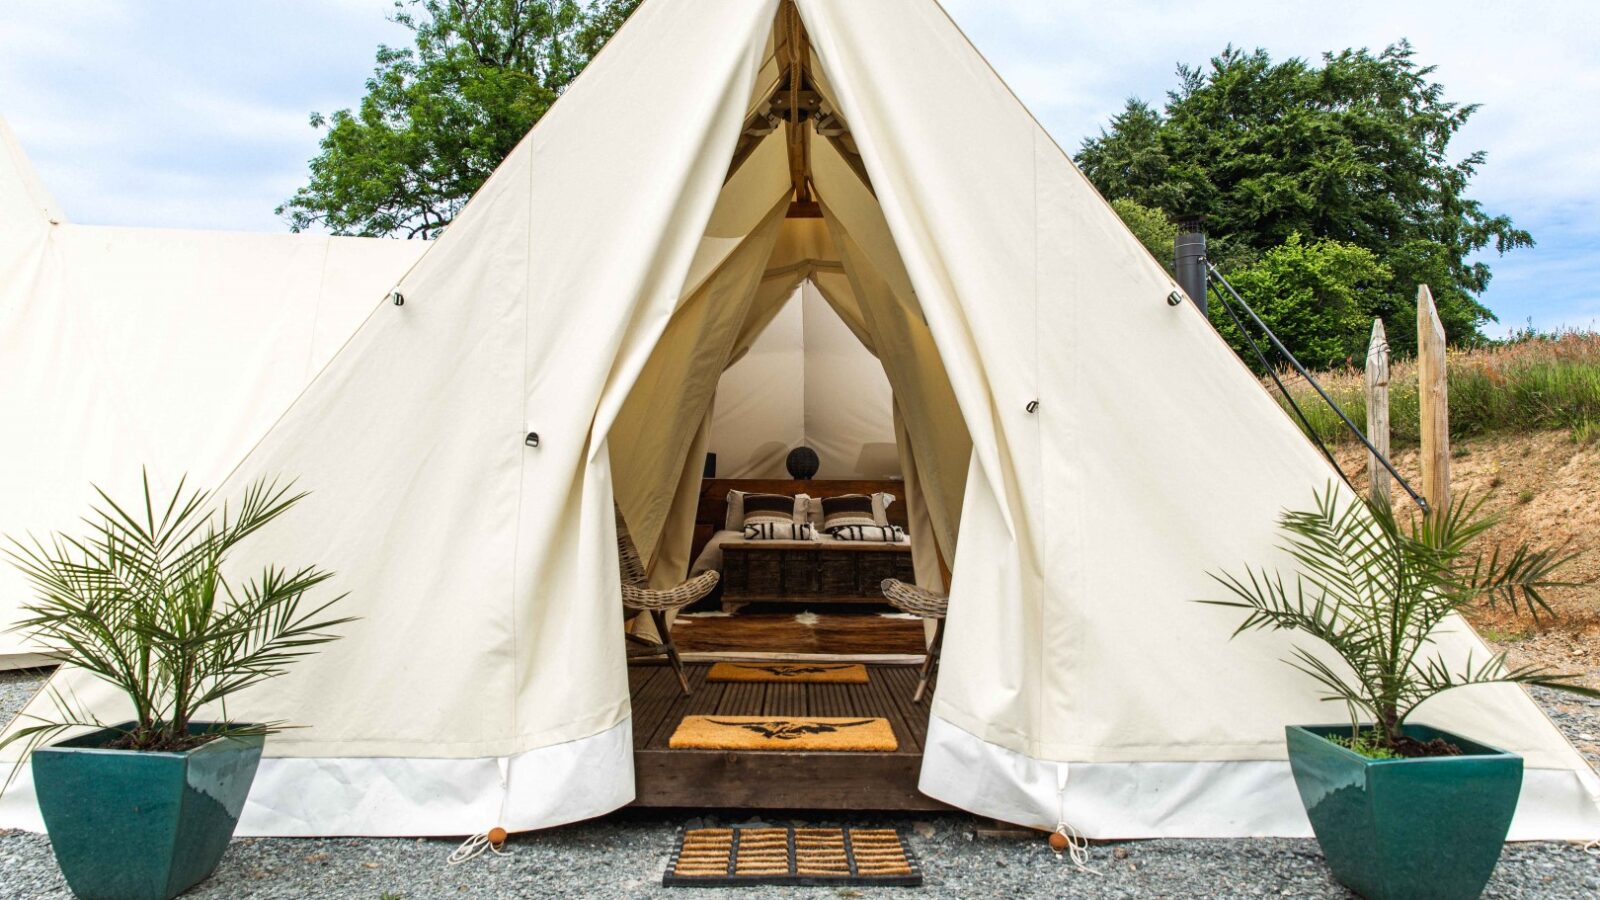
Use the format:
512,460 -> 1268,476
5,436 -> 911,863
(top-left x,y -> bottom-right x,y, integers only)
1273,331 -> 1600,447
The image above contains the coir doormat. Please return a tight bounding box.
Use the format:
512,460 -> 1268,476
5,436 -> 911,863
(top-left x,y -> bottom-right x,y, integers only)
667,715 -> 897,751
663,826 -> 922,887
706,661 -> 869,684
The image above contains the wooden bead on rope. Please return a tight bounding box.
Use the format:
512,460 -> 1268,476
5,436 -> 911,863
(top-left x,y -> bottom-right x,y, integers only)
488,827 -> 508,847
1048,830 -> 1069,852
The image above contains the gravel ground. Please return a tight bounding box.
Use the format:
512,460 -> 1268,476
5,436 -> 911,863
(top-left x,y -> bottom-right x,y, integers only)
2,669 -> 1599,899
0,669 -> 47,728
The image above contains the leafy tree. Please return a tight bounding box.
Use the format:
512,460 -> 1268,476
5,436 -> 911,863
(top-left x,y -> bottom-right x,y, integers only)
1079,42 -> 1531,354
279,0 -> 642,239
1214,234 -> 1392,370
1111,198 -> 1177,274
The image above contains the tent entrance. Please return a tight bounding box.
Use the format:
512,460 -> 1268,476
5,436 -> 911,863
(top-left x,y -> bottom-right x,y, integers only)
604,1 -> 972,812
617,279 -> 950,810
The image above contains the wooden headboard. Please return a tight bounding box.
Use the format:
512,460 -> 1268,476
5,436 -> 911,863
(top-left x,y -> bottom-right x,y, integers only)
690,478 -> 909,566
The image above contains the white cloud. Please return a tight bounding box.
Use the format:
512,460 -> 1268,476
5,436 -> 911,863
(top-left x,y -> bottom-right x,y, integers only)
1,0 -> 401,231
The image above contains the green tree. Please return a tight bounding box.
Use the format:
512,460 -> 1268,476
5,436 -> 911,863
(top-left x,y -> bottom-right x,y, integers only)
1078,42 -> 1530,354
1111,198 -> 1177,274
278,0 -> 641,239
1213,234 -> 1393,370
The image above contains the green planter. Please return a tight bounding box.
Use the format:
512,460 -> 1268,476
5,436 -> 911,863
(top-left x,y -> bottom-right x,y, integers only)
1286,724 -> 1522,900
31,723 -> 265,900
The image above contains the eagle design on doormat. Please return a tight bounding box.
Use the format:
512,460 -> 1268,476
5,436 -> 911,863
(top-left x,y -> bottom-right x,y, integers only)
736,664 -> 847,678
708,719 -> 877,740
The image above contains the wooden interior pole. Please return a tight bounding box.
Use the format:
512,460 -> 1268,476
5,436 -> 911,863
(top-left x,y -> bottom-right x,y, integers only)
1364,318 -> 1391,505
1417,285 -> 1450,518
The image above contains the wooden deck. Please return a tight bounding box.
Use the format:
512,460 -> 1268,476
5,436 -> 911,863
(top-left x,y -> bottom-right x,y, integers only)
629,662 -> 946,811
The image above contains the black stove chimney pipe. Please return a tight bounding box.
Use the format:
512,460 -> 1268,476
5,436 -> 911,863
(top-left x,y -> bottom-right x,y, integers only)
1174,216 -> 1208,315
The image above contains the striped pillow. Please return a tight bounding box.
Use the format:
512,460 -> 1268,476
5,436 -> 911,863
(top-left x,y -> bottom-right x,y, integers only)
797,492 -> 894,528
820,494 -> 877,532
744,521 -> 814,541
725,491 -> 805,530
741,492 -> 799,527
829,524 -> 906,543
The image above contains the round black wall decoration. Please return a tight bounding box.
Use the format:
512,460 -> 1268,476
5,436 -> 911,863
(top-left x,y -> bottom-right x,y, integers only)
786,446 -> 820,480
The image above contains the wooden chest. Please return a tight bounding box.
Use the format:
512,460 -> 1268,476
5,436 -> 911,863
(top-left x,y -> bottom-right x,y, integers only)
720,540 -> 915,607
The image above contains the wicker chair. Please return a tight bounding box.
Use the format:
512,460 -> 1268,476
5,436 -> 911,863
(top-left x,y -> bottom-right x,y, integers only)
881,578 -> 947,703
619,508 -> 719,695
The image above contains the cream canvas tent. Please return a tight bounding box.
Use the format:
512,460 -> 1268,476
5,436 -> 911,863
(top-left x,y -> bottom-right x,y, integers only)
0,116 -> 426,667
2,0 -> 1597,841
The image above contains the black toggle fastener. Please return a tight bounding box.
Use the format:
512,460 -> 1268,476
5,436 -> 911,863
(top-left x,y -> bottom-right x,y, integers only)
392,291 -> 406,306
1025,400 -> 1039,414
525,432 -> 540,447
1166,290 -> 1184,307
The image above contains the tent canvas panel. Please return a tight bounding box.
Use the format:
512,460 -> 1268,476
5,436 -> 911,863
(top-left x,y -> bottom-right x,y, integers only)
0,224 -> 423,664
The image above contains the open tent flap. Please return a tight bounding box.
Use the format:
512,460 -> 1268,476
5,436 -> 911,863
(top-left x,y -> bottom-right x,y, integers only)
796,0 -> 1600,838
2,0 -> 1596,841
0,0 -> 787,836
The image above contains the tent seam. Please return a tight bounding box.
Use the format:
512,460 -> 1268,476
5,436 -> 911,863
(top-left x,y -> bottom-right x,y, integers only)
303,236 -> 335,377
511,143 -> 535,746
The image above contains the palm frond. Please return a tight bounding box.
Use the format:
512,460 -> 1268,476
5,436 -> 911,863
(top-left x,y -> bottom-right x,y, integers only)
1203,482 -> 1587,748
2,474 -> 350,780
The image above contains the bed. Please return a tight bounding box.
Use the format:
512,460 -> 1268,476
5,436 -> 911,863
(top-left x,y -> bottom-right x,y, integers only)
688,478 -> 917,610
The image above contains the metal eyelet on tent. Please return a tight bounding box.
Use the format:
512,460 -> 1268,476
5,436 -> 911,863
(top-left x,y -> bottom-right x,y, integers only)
392,291 -> 405,306
1166,290 -> 1184,307
525,432 -> 540,448
1025,400 -> 1039,414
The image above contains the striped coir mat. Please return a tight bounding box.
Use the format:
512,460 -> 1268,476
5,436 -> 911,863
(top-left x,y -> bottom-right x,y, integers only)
706,661 -> 869,684
663,825 -> 922,887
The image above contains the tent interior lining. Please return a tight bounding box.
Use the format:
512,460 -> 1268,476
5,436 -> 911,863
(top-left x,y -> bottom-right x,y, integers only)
708,279 -> 900,482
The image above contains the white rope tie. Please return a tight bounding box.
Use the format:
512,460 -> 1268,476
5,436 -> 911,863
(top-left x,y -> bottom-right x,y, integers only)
1053,763 -> 1100,874
448,757 -> 513,866
1583,838 -> 1599,856
1052,822 -> 1098,873
447,831 -> 509,866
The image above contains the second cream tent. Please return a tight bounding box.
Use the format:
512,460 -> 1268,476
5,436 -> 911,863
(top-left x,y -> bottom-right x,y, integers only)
2,0 -> 1597,841
0,114 -> 426,667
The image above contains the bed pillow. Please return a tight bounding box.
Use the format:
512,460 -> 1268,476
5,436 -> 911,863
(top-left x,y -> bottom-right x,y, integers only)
820,494 -> 878,532
744,521 -> 814,541
725,491 -> 805,530
796,492 -> 896,528
828,524 -> 906,542
741,492 -> 800,528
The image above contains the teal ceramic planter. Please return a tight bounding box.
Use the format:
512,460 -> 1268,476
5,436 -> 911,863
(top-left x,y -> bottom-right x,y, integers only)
1286,724 -> 1522,900
31,723 -> 265,900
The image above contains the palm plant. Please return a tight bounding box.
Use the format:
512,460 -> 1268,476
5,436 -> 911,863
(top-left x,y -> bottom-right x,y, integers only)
1206,484 -> 1598,754
2,473 -> 352,771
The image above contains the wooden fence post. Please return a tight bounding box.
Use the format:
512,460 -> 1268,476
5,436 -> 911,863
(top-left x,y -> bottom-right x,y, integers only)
1365,318 -> 1390,505
1417,285 -> 1450,518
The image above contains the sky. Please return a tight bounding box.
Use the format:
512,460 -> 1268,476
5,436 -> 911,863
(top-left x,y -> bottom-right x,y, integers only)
2,0 -> 1596,332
